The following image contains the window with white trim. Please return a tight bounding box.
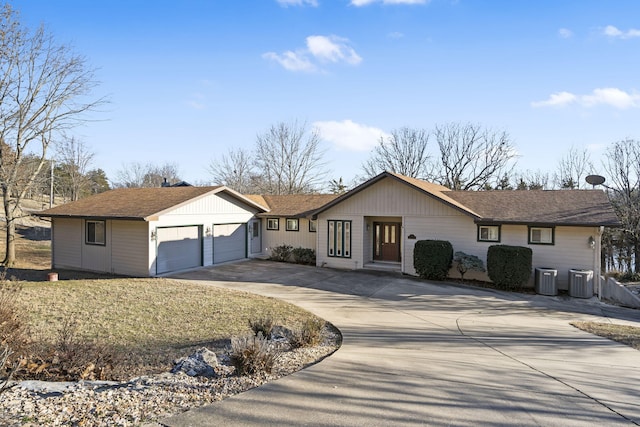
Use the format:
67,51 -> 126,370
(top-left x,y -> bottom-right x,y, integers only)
86,220 -> 105,245
266,218 -> 279,230
529,226 -> 554,245
328,220 -> 351,258
478,225 -> 500,242
286,218 -> 299,231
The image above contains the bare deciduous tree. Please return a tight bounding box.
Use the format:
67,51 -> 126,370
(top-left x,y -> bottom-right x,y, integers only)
0,5 -> 105,265
514,169 -> 551,190
114,162 -> 181,188
254,121 -> 327,194
433,122 -> 516,191
55,136 -> 94,201
361,127 -> 432,179
553,146 -> 594,189
602,139 -> 640,273
208,148 -> 260,193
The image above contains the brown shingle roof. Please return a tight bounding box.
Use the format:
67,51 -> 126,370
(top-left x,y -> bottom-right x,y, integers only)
447,189 -> 620,226
36,186 -> 266,220
248,194 -> 339,218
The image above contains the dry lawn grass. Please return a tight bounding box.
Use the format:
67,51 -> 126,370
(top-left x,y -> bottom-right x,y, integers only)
18,278 -> 320,378
571,321 -> 640,350
2,218 -> 327,380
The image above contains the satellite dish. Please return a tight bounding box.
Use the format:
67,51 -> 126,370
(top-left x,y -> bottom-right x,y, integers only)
585,175 -> 606,186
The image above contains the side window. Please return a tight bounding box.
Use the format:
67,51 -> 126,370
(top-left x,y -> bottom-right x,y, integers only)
328,220 -> 351,258
529,226 -> 554,245
478,225 -> 500,242
309,220 -> 317,233
86,220 -> 106,245
286,218 -> 299,231
266,218 -> 279,230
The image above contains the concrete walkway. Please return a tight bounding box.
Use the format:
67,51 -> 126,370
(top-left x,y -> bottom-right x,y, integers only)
163,260 -> 640,426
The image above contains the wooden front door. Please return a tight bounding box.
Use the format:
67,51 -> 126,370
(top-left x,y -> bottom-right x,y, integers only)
373,222 -> 401,262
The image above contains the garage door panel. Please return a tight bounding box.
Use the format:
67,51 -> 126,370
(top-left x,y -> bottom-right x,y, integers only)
157,226 -> 201,274
213,223 -> 246,264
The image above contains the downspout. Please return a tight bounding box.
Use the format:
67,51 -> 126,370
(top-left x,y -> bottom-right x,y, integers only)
596,226 -> 604,300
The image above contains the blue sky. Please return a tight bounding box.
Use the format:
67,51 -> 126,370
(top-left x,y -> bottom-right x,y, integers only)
11,0 -> 640,187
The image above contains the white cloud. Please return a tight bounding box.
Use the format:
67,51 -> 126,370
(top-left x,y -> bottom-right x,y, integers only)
263,35 -> 362,72
558,28 -> 573,38
306,35 -> 362,65
531,91 -> 577,108
531,88 -> 640,110
314,119 -> 389,151
351,0 -> 428,5
603,25 -> 640,39
262,51 -> 317,72
582,87 -> 640,109
276,0 -> 318,6
388,31 -> 404,39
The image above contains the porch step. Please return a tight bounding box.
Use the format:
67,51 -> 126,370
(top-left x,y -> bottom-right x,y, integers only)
363,262 -> 402,272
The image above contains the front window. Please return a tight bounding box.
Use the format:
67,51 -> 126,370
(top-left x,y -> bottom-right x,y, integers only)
309,220 -> 317,232
478,225 -> 500,242
286,218 -> 299,231
86,220 -> 105,245
267,218 -> 279,230
328,220 -> 351,258
529,226 -> 554,245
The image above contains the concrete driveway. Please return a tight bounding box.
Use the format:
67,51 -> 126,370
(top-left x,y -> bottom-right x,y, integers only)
163,260 -> 640,426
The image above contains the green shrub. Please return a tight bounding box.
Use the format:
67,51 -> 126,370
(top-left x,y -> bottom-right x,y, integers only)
249,316 -> 275,340
413,240 -> 453,280
453,251 -> 486,282
486,245 -> 532,290
289,318 -> 325,349
269,244 -> 293,262
230,334 -> 279,375
292,247 -> 316,265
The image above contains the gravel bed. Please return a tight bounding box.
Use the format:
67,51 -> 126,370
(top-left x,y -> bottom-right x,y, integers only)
0,331 -> 340,426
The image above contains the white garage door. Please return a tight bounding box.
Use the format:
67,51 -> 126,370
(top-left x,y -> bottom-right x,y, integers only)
213,223 -> 246,264
156,226 -> 202,274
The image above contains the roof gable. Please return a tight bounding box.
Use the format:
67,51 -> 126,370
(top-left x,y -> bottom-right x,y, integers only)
312,171 -> 481,219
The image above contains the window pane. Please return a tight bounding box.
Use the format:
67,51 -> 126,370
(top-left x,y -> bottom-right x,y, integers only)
94,221 -> 105,243
309,220 -> 316,232
328,221 -> 335,256
375,224 -> 380,256
87,220 -> 105,244
531,227 -> 552,243
336,222 -> 343,256
344,222 -> 350,257
286,219 -> 298,231
390,225 -> 395,244
480,227 -> 489,240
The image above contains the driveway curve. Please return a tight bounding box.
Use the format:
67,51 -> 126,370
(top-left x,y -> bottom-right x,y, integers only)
163,260 -> 640,426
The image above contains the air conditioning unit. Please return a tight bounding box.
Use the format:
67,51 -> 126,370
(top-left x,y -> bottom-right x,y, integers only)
535,267 -> 558,296
568,269 -> 594,298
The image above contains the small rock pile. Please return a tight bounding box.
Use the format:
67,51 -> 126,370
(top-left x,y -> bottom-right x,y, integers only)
0,328 -> 340,426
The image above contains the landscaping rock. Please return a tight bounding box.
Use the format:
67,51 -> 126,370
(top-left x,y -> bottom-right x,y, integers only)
171,347 -> 219,377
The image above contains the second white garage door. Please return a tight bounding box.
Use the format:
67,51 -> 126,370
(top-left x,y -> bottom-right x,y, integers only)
213,223 -> 246,264
156,226 -> 202,274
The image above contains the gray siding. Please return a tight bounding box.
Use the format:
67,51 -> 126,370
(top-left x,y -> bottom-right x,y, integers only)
52,218 -> 82,269
262,217 -> 317,255
111,220 -> 150,276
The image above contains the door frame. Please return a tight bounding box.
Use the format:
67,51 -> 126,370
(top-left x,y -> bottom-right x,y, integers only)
373,222 -> 401,262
